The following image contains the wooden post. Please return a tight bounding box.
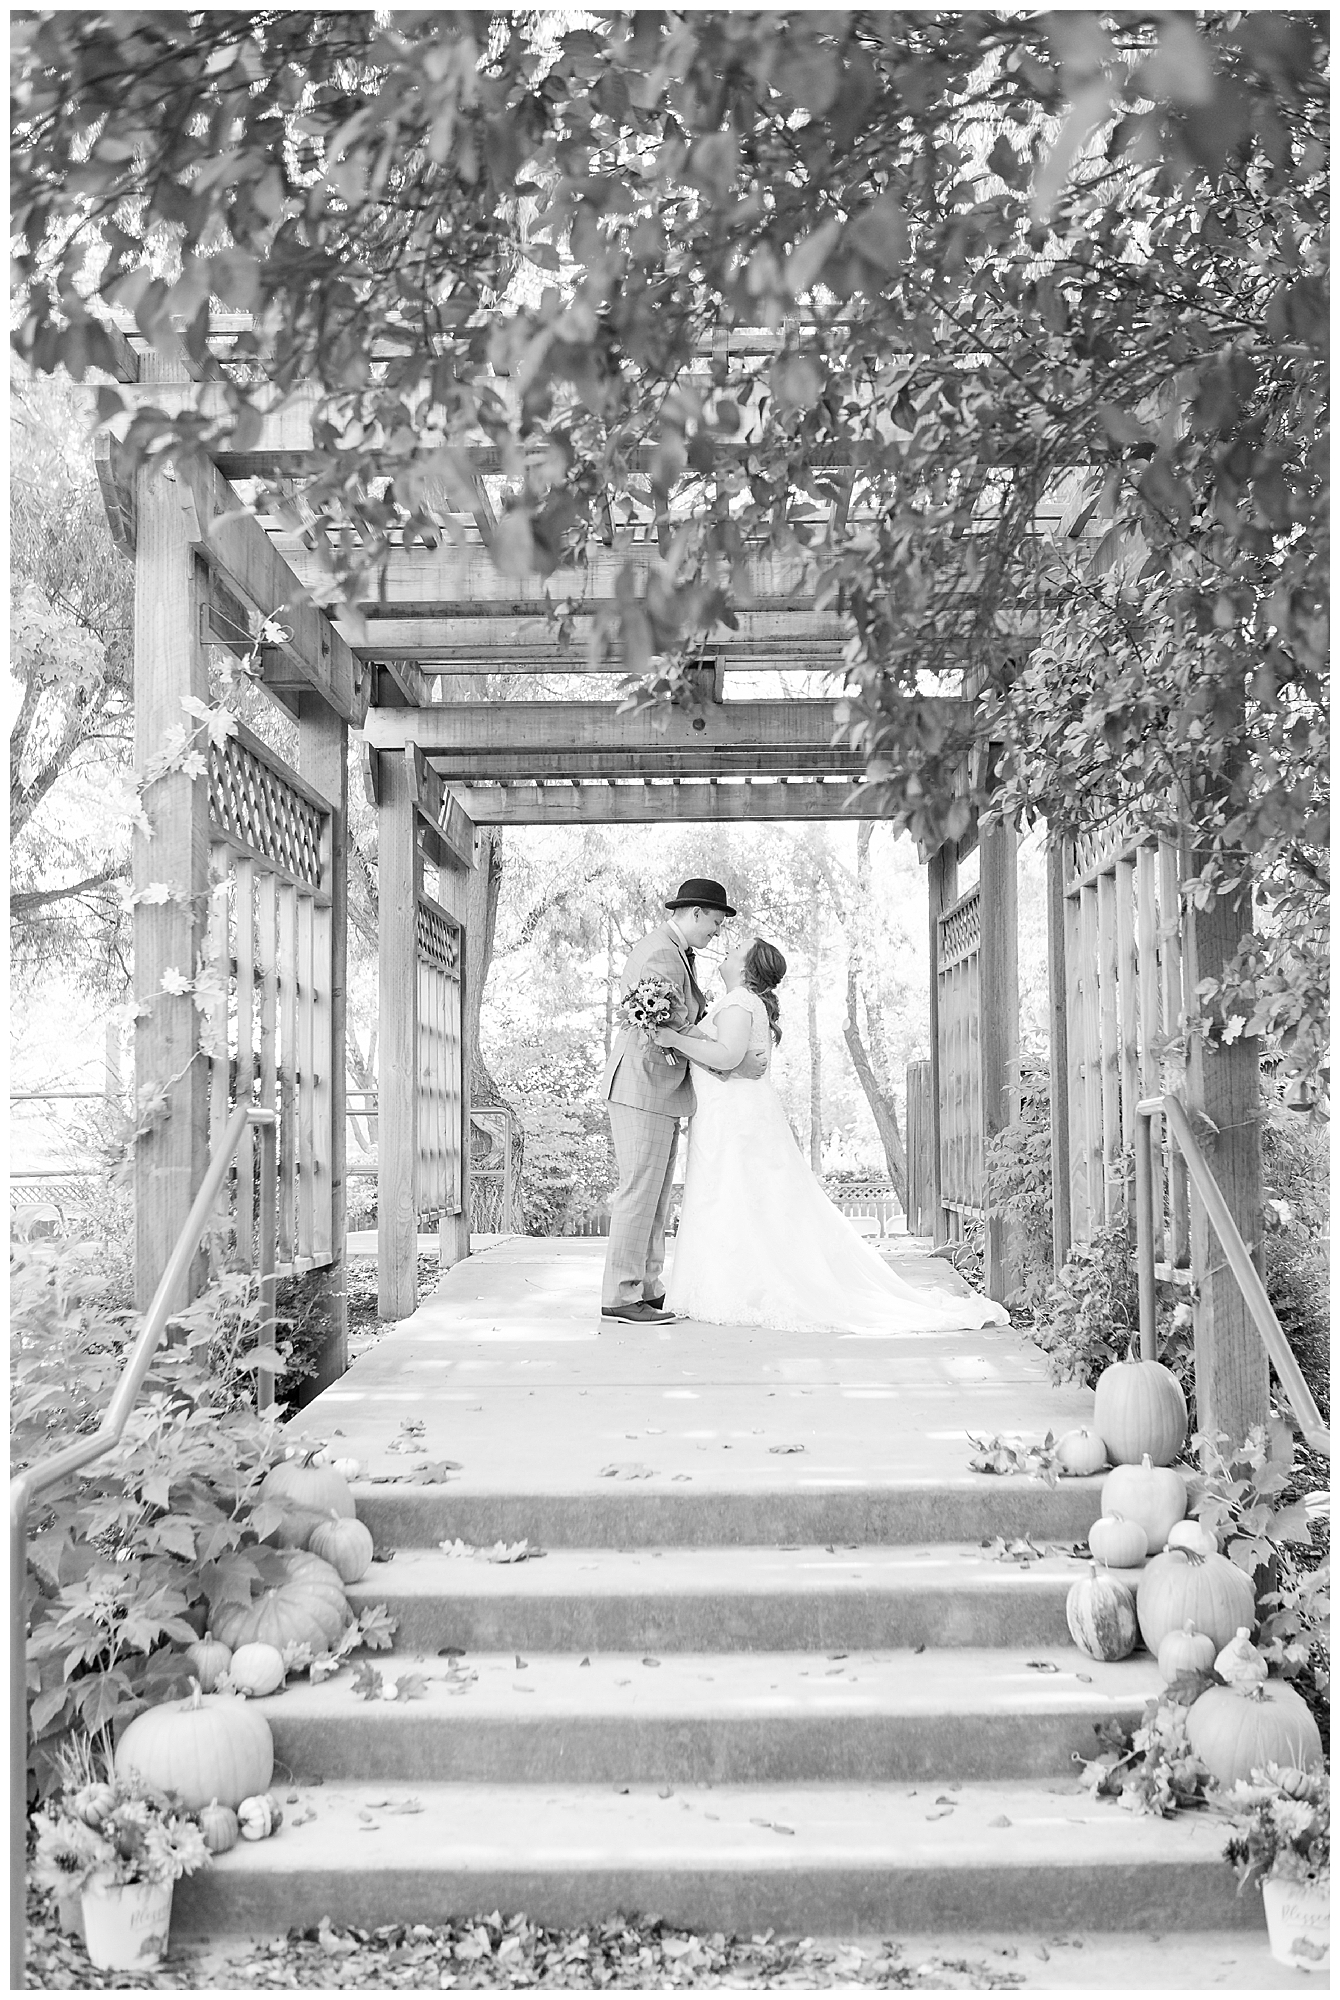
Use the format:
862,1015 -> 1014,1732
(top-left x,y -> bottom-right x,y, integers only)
132,377 -> 211,1312
298,697 -> 349,1387
1184,872 -> 1269,1450
926,842 -> 958,1248
1063,855 -> 1091,1251
978,814 -> 1019,1302
1079,884 -> 1104,1226
377,749 -> 420,1319
1096,869 -> 1121,1221
1045,835 -> 1072,1271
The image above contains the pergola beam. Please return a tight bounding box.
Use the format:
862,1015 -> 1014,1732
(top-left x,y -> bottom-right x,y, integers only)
452,780 -> 885,825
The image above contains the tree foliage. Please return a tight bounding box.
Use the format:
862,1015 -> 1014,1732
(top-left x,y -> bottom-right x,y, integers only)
10,9 -> 1327,1076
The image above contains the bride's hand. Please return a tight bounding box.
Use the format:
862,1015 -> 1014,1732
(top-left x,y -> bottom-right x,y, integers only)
652,1027 -> 678,1048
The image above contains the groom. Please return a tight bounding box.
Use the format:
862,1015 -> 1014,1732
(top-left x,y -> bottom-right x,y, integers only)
599,878 -> 761,1324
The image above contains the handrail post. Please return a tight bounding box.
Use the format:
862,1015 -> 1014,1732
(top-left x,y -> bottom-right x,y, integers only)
12,1487 -> 30,1990
1133,1102 -> 1158,1362
258,1114 -> 278,1417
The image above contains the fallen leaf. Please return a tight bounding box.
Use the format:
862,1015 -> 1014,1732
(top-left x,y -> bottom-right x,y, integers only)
514,1654 -> 527,1669
768,1443 -> 806,1454
579,1656 -> 591,1668
642,1656 -> 661,1668
1026,1660 -> 1060,1672
988,1815 -> 1012,1828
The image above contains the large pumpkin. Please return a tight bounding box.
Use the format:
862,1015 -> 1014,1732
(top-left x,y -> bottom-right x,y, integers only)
1100,1455 -> 1187,1555
259,1447 -> 356,1548
1186,1681 -> 1324,1788
213,1550 -> 350,1653
1136,1546 -> 1257,1656
115,1682 -> 273,1810
1093,1358 -> 1187,1466
1066,1565 -> 1139,1661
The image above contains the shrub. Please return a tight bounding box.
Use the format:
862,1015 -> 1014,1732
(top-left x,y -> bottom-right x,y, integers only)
984,1053 -> 1054,1318
1028,1217 -> 1145,1391
12,1236 -> 290,1800
1261,1098 -> 1329,1422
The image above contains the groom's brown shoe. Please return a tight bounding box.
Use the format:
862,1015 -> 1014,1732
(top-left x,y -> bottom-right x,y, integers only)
602,1302 -> 675,1324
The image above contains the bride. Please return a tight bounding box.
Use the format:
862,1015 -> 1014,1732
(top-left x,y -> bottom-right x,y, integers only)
655,937 -> 1008,1334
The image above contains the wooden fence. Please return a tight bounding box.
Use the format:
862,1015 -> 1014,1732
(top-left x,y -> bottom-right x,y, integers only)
936,881 -> 983,1228
1060,822 -> 1190,1268
414,894 -> 465,1225
203,722 -> 335,1276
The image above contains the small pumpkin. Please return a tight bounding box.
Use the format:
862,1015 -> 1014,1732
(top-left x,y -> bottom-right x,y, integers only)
1214,1626 -> 1269,1689
1136,1546 -> 1258,1657
1100,1455 -> 1187,1555
1054,1427 -> 1109,1477
114,1679 -> 274,1811
228,1642 -> 286,1697
199,1800 -> 240,1855
1157,1621 -> 1216,1684
1166,1518 -> 1219,1558
238,1792 -> 283,1840
1066,1564 -> 1139,1661
184,1633 -> 233,1694
1087,1513 -> 1148,1569
213,1550 -> 350,1654
1186,1680 -> 1324,1788
329,1457 -> 362,1481
308,1512 -> 374,1584
258,1447 -> 356,1549
1093,1357 -> 1187,1466
68,1782 -> 117,1828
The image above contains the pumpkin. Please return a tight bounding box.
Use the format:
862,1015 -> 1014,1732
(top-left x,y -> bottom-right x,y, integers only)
308,1513 -> 374,1584
213,1550 -> 350,1654
1214,1627 -> 1269,1689
228,1642 -> 286,1697
69,1782 -> 117,1828
258,1447 -> 356,1548
1186,1681 -> 1324,1787
238,1792 -> 283,1840
1166,1518 -> 1220,1559
1065,1564 -> 1139,1661
1054,1427 -> 1108,1477
1157,1621 -> 1216,1683
1087,1513 -> 1148,1569
329,1457 -> 362,1481
114,1680 -> 274,1811
1100,1455 -> 1187,1555
1093,1358 -> 1187,1466
184,1634 -> 232,1694
1136,1546 -> 1258,1657
199,1800 -> 239,1855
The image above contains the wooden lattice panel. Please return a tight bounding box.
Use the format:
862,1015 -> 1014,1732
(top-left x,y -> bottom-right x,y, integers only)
416,899 -> 461,978
1068,817 -> 1139,890
209,733 -> 324,888
939,884 -> 981,968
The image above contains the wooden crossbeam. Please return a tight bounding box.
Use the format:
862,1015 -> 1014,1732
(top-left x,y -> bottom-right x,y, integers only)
338,610 -> 846,666
451,779 -> 885,825
274,538 -> 814,613
407,746 -> 477,871
175,456 -> 368,728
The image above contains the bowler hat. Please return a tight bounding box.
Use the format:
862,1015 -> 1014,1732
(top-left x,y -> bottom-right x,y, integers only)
666,877 -> 736,917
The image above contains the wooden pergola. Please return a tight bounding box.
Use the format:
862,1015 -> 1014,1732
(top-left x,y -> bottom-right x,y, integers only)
104,322 -> 1269,1449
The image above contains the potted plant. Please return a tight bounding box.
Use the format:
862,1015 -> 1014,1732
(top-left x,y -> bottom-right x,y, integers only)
28,1751 -> 212,1972
1221,1763 -> 1329,1971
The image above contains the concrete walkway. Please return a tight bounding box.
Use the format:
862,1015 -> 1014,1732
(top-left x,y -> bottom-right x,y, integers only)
308,1235 -> 1093,1498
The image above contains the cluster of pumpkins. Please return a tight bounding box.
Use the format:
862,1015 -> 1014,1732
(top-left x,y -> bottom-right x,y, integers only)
1057,1357 -> 1323,1791
110,1448 -> 373,1851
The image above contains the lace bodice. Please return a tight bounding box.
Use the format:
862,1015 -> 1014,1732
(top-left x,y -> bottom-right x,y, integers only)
705,987 -> 772,1071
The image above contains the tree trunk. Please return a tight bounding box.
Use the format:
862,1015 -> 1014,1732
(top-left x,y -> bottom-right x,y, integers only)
843,964 -> 909,1206
807,909 -> 823,1172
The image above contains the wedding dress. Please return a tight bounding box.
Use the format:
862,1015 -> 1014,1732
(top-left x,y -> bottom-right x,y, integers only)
664,988 -> 1009,1334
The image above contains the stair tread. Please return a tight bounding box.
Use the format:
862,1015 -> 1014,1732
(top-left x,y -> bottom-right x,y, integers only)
259,1645 -> 1157,1721
347,1542 -> 1093,1600
191,1777 -> 1228,1873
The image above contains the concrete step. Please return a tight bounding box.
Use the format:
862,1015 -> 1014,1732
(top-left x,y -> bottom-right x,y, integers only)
173,1777 -> 1261,1941
258,1646 -> 1157,1786
347,1543 -> 1088,1653
352,1476 -> 1103,1551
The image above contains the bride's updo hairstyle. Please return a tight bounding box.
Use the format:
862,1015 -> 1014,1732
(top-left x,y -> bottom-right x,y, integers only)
743,938 -> 787,1043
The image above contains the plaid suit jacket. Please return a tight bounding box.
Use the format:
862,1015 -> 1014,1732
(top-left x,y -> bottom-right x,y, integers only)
600,925 -> 706,1117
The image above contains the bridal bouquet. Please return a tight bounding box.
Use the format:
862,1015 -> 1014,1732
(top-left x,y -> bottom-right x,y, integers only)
619,975 -> 680,1068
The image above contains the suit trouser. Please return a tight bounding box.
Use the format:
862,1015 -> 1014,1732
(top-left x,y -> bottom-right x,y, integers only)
603,1102 -> 680,1308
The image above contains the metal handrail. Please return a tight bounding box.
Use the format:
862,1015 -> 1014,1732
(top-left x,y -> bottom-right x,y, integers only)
10,1102 -> 278,1990
1135,1094 -> 1329,1457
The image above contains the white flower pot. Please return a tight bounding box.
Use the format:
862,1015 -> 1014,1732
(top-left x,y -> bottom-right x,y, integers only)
1263,1875 -> 1330,1971
80,1874 -> 173,1971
